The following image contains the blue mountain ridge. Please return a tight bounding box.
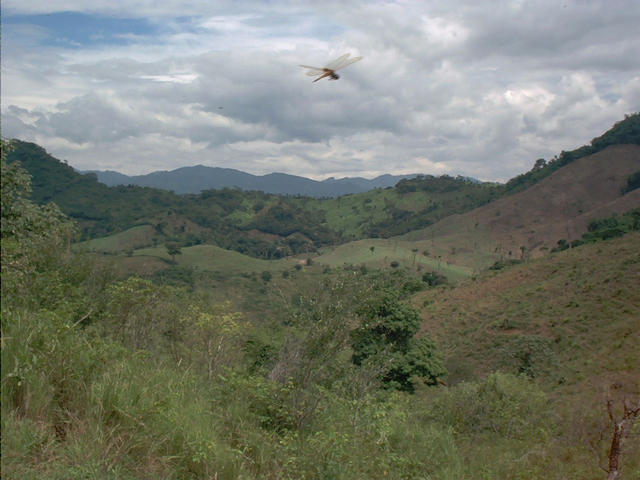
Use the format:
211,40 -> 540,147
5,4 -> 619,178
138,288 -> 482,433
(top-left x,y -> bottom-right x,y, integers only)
85,165 -> 421,197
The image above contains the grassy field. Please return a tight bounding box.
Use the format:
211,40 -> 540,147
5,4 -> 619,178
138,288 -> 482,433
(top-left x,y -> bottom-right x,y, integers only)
75,224 -> 156,253
75,219 -> 499,286
133,244 -> 298,275
314,238 -> 474,283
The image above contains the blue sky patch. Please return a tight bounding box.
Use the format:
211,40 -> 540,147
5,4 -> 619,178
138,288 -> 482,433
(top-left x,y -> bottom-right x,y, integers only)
3,12 -> 157,48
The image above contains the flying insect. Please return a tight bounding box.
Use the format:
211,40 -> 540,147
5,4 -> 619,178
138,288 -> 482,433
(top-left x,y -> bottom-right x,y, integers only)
299,53 -> 362,82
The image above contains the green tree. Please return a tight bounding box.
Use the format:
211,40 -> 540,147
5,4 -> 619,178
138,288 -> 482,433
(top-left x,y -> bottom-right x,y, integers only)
165,242 -> 182,263
1,141 -> 74,300
350,289 -> 446,391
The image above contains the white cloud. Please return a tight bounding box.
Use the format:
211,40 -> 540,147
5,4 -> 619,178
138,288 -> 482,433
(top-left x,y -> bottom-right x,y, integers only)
2,0 -> 639,181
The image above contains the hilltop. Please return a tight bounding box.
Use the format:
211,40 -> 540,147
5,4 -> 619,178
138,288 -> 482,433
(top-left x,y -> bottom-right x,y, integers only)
86,165 -> 418,197
6,113 -> 640,272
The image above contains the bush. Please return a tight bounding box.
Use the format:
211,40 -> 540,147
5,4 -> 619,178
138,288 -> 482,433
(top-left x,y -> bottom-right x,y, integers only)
622,170 -> 640,193
498,335 -> 557,378
424,372 -> 549,438
422,271 -> 447,286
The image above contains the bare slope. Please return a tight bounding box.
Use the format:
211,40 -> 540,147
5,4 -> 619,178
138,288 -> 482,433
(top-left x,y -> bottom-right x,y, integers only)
403,145 -> 640,265
415,232 -> 640,399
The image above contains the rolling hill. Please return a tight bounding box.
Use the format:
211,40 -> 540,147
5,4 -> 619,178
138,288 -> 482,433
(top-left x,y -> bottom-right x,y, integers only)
86,165 -> 418,197
400,144 -> 640,265
6,114 -> 640,273
3,141 -> 499,257
3,118 -> 640,480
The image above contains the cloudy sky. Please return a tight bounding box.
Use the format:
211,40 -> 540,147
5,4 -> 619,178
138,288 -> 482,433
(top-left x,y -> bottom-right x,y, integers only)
2,0 -> 639,181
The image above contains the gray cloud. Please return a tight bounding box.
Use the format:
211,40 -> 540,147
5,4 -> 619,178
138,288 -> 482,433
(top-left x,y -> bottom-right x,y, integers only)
2,0 -> 639,181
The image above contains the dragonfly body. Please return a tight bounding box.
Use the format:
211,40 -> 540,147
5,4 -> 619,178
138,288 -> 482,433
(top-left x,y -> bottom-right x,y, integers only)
299,53 -> 362,82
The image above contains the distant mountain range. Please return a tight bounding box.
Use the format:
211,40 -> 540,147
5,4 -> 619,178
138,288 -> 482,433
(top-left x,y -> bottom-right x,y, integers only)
85,166 -> 420,197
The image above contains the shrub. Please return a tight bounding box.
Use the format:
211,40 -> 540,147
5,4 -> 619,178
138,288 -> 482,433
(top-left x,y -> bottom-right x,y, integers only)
425,372 -> 549,438
422,271 -> 447,286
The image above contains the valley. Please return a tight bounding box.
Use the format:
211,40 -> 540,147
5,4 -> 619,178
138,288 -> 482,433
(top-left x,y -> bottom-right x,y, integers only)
2,114 -> 640,479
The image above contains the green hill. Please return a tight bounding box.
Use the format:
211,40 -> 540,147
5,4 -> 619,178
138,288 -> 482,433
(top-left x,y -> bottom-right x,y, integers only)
3,135 -> 639,480
5,141 -> 499,258
10,115 -> 640,261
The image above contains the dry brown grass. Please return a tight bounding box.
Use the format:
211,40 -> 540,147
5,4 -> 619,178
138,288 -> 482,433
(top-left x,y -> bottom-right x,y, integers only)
415,232 -> 640,399
403,145 -> 640,267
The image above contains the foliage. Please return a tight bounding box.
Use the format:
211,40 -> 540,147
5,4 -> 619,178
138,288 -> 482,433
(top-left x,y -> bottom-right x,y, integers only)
422,270 -> 448,286
351,288 -> 446,391
424,372 -> 549,437
622,170 -> 640,194
552,208 -> 640,251
3,134 -> 639,479
497,335 -> 557,378
165,241 -> 182,260
1,145 -> 74,289
582,208 -> 640,241
488,258 -> 524,270
261,270 -> 273,283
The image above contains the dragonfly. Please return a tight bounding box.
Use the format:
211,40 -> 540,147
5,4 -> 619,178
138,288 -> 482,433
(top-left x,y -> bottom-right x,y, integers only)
299,53 -> 362,82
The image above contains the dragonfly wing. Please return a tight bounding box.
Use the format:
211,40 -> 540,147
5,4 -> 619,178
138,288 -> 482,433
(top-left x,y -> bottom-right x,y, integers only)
325,53 -> 351,70
299,65 -> 325,76
332,56 -> 362,71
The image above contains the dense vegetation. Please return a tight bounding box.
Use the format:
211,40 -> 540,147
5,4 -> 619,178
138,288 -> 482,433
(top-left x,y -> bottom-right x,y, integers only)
8,114 -> 640,261
4,131 -> 639,478
0,151 -> 457,479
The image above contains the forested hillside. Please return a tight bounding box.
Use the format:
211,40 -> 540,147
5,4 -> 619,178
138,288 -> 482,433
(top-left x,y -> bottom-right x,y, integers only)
6,141 -> 499,257
3,141 -> 639,479
8,114 -> 639,262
